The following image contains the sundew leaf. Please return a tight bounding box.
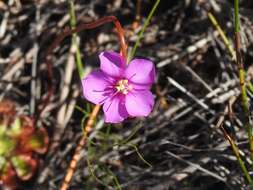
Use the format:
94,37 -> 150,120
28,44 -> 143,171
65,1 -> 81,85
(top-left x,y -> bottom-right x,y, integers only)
0,124 -> 7,137
11,156 -> 30,178
11,155 -> 36,180
0,136 -> 15,156
29,136 -> 43,149
0,156 -> 6,171
26,128 -> 49,154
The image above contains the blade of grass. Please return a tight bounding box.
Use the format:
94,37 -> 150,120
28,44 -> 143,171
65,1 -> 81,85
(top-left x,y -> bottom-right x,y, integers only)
129,0 -> 160,61
207,11 -> 236,60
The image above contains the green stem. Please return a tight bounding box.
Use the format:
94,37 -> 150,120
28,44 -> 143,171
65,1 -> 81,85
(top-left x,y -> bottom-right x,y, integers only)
234,0 -> 240,33
230,137 -> 253,188
69,0 -> 84,79
221,126 -> 253,188
129,0 -> 160,61
233,0 -> 253,158
247,80 -> 253,94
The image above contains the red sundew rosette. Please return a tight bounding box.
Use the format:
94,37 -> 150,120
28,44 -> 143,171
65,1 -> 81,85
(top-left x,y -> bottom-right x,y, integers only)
11,116 -> 49,180
0,114 -> 49,188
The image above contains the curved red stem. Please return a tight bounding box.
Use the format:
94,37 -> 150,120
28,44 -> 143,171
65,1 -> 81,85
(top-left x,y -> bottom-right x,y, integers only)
36,16 -> 127,123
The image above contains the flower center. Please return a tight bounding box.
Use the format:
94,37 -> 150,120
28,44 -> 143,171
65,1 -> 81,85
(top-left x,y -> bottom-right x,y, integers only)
115,79 -> 132,95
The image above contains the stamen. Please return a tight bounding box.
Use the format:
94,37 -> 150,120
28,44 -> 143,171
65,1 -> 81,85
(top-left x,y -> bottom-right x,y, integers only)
99,90 -> 119,105
115,79 -> 132,94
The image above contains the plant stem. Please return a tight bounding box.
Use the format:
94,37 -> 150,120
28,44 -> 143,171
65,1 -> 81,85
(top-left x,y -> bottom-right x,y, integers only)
60,105 -> 100,190
47,16 -> 127,190
69,0 -> 84,79
129,0 -> 160,60
233,0 -> 253,161
234,0 -> 240,33
220,126 -> 253,188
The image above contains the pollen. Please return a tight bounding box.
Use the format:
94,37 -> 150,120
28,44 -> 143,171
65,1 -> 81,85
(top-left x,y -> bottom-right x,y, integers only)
115,79 -> 132,94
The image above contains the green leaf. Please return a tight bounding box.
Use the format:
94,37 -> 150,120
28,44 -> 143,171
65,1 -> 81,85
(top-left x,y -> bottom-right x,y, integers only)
26,128 -> 48,154
0,124 -> 7,137
0,156 -> 6,171
0,136 -> 15,156
28,134 -> 44,149
11,156 -> 35,179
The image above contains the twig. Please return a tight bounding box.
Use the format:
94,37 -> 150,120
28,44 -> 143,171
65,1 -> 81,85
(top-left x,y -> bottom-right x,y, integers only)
157,34 -> 216,68
167,76 -> 215,114
167,151 -> 225,182
207,11 -> 236,60
56,0 -> 82,144
30,4 -> 40,116
132,0 -> 141,29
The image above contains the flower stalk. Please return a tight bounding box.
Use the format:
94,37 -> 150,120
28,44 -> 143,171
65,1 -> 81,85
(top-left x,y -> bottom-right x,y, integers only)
41,16 -> 128,190
37,16 -> 127,124
60,105 -> 100,190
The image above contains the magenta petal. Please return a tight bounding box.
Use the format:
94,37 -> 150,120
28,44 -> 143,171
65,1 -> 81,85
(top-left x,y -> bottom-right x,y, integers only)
99,51 -> 126,77
126,59 -> 155,85
130,82 -> 151,90
125,90 -> 154,117
103,94 -> 128,123
82,70 -> 113,105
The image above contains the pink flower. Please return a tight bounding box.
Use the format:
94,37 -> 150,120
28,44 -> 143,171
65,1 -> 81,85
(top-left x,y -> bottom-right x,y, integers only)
82,51 -> 155,123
